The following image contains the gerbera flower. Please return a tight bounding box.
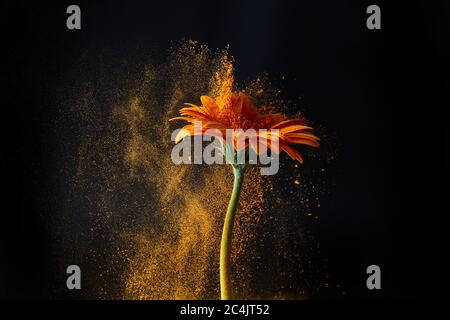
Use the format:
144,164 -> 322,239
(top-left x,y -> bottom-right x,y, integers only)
170,64 -> 319,300
171,71 -> 319,163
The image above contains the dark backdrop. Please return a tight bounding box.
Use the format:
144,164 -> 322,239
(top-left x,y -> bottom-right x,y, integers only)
1,0 -> 449,299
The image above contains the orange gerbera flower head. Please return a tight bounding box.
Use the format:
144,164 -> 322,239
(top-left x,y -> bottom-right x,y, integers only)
170,63 -> 319,163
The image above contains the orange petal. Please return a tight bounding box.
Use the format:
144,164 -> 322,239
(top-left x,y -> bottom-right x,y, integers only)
179,109 -> 211,121
241,94 -> 258,120
285,137 -> 320,148
280,142 -> 304,163
280,125 -> 313,134
183,103 -> 201,109
181,104 -> 210,116
271,119 -> 306,129
233,94 -> 244,114
174,126 -> 194,143
202,120 -> 227,131
200,96 -> 218,116
169,116 -> 193,122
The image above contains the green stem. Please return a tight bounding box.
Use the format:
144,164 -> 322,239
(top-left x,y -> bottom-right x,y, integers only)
220,164 -> 246,300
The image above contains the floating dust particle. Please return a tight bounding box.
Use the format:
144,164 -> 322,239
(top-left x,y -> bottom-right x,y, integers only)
54,40 -> 331,299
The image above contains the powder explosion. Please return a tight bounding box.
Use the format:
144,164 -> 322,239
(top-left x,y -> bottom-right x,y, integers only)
50,40 -> 331,299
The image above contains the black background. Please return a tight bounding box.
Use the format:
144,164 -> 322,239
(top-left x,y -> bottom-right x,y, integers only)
1,0 -> 449,300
